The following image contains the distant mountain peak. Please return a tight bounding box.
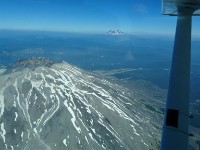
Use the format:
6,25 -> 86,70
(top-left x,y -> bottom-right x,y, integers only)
105,30 -> 125,35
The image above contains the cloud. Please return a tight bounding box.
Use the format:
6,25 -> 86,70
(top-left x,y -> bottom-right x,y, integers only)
125,51 -> 134,61
132,3 -> 147,13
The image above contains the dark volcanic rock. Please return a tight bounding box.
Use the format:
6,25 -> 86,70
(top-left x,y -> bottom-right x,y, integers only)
4,57 -> 60,74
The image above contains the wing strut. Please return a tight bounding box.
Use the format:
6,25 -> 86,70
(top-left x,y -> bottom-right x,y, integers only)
161,2 -> 200,150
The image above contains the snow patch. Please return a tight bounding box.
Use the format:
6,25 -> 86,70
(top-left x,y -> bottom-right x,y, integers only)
14,112 -> 18,121
85,136 -> 89,144
63,139 -> 68,147
64,100 -> 81,133
0,123 -> 6,143
21,132 -> 24,141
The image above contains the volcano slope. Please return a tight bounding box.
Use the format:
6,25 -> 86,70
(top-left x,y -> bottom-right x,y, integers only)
0,58 -> 161,150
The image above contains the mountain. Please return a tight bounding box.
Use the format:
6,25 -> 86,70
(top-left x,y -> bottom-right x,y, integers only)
105,30 -> 125,35
0,58 -> 161,150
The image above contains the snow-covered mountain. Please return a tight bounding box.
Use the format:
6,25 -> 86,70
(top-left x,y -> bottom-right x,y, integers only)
0,58 -> 161,150
105,30 -> 125,35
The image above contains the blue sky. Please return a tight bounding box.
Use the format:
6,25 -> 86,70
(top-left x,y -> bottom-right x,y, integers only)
0,0 -> 199,36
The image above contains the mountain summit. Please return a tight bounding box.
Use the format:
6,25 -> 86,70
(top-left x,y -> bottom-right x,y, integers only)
105,30 -> 125,35
0,58 -> 161,150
